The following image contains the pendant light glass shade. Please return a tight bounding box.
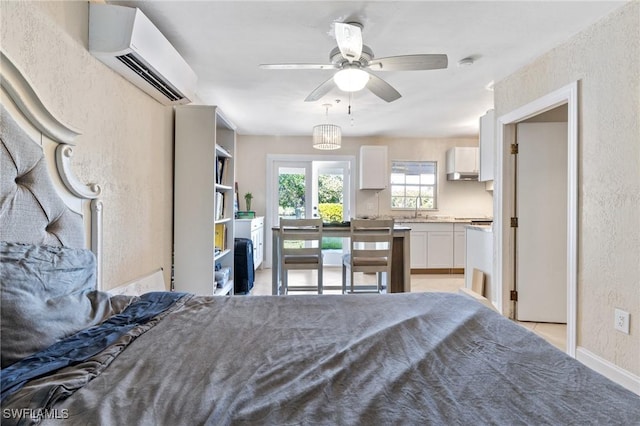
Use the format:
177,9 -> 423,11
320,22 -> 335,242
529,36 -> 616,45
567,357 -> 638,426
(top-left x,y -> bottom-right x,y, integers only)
334,67 -> 369,92
312,123 -> 342,150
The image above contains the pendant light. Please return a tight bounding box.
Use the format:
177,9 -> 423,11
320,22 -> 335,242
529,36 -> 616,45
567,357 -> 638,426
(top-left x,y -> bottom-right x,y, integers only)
313,104 -> 341,150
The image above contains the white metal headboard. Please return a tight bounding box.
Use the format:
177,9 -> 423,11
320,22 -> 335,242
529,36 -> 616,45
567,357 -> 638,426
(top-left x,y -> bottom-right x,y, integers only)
0,50 -> 104,288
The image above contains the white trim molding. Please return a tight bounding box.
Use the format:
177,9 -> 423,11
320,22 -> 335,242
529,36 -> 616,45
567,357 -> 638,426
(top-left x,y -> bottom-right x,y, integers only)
495,81 -> 578,357
577,347 -> 640,395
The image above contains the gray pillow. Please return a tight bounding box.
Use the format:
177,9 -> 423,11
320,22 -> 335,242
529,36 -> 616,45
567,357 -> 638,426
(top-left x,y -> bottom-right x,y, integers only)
1,242 -> 134,368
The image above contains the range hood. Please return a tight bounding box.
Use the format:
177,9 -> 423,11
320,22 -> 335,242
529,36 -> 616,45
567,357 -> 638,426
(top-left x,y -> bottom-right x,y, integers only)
446,147 -> 479,181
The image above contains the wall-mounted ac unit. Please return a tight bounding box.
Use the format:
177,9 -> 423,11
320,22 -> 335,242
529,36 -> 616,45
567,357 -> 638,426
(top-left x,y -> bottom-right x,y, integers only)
89,4 -> 197,105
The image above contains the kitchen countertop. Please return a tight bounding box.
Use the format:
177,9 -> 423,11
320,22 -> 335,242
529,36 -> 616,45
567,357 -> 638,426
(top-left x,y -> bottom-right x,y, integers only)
389,217 -> 492,224
465,224 -> 493,232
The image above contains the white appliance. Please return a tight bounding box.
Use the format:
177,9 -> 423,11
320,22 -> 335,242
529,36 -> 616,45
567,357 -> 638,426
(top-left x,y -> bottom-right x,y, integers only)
89,4 -> 197,105
446,147 -> 479,181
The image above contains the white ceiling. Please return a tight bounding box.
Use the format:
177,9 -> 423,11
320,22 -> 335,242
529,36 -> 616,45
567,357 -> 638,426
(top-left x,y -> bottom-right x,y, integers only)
110,1 -> 625,138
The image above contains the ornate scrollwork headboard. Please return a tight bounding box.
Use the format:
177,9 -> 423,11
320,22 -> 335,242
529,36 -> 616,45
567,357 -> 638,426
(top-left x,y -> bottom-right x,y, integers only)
0,51 -> 104,288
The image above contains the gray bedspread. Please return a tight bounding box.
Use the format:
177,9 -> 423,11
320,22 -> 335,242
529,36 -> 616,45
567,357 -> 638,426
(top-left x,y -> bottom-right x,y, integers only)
7,292 -> 640,425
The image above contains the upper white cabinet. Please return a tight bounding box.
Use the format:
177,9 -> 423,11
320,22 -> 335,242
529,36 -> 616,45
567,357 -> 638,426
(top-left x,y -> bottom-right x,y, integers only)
479,109 -> 495,182
174,105 -> 236,296
359,145 -> 388,189
446,147 -> 479,181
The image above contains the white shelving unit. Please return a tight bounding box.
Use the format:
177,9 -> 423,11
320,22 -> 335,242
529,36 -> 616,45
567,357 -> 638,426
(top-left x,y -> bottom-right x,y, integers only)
174,105 -> 236,296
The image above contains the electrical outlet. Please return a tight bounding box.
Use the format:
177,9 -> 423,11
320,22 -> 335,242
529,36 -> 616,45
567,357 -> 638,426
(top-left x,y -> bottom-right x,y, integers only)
614,309 -> 630,334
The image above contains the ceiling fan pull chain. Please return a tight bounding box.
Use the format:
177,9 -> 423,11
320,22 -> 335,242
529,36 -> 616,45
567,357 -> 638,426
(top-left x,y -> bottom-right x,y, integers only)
349,93 -> 355,127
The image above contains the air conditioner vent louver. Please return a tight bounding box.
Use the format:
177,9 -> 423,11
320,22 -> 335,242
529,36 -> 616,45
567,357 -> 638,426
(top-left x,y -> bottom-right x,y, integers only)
116,54 -> 183,102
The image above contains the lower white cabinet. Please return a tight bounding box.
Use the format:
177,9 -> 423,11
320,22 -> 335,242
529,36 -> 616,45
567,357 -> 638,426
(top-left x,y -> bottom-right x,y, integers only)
235,216 -> 264,269
427,231 -> 454,268
409,230 -> 428,268
400,222 -> 468,270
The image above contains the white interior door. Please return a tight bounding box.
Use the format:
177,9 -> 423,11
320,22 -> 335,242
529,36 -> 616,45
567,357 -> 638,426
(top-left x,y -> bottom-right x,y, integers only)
516,122 -> 568,323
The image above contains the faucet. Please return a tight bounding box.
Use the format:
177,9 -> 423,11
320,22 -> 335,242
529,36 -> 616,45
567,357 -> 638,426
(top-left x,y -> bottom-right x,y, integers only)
414,195 -> 421,218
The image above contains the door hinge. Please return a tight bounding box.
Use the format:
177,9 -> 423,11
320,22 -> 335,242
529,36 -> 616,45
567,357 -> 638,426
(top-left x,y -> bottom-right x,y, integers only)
510,217 -> 518,228
510,290 -> 518,301
511,143 -> 519,154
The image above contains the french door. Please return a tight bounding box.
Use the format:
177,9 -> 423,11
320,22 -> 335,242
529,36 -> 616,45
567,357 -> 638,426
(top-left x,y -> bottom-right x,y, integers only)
266,155 -> 355,267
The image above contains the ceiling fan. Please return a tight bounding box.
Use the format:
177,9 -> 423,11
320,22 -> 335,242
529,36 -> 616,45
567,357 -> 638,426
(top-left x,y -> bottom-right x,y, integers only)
259,22 -> 448,103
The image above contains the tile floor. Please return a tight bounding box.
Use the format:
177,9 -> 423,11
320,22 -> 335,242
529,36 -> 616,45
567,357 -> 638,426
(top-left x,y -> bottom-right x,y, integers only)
250,267 -> 567,352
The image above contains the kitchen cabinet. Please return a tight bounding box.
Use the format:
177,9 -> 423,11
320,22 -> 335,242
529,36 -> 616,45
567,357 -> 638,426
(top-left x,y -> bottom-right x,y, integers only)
359,145 -> 388,189
446,147 -> 479,180
479,109 -> 495,182
399,222 -> 464,270
409,230 -> 428,268
235,216 -> 264,269
174,105 -> 236,296
427,230 -> 453,268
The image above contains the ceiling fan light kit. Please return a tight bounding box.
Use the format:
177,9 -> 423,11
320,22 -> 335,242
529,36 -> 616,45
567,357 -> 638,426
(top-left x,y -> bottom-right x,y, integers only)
334,67 -> 370,92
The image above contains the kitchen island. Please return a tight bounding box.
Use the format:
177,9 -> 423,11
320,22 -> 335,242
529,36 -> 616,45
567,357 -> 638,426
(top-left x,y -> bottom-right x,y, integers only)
395,217 -> 489,272
271,224 -> 411,295
465,224 -> 494,302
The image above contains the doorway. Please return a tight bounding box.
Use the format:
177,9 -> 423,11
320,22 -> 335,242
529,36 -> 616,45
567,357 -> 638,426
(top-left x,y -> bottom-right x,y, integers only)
495,81 -> 578,356
265,155 -> 356,268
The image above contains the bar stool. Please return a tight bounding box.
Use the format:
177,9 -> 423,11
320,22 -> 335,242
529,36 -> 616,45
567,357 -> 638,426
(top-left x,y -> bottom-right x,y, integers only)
279,218 -> 324,294
342,219 -> 394,294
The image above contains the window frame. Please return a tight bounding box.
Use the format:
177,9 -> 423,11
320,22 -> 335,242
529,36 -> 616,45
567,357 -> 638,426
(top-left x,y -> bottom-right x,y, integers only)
390,160 -> 438,211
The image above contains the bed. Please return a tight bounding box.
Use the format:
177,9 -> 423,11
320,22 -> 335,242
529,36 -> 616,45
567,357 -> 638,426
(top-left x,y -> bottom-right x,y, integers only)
1,51 -> 639,426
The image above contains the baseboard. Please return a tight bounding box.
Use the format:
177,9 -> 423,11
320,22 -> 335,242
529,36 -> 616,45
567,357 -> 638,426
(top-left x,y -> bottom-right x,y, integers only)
576,347 -> 640,395
412,268 -> 464,274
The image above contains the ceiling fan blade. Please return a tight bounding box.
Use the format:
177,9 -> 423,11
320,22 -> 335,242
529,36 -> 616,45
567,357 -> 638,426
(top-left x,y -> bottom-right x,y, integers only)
259,63 -> 336,70
366,73 -> 401,102
304,76 -> 336,102
367,54 -> 448,71
334,22 -> 363,63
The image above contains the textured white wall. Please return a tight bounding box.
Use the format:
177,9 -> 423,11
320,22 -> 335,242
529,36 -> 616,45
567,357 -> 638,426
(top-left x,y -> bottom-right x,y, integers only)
0,1 -> 174,290
236,135 -> 493,221
494,2 -> 639,375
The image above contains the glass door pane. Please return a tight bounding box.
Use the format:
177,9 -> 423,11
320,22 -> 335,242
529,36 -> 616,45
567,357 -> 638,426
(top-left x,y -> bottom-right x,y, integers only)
275,163 -> 312,222
313,160 -> 350,266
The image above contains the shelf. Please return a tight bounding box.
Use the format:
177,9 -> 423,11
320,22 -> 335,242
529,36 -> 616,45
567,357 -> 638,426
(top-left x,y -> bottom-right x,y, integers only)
214,248 -> 231,261
214,279 -> 234,296
216,144 -> 232,158
215,217 -> 232,225
215,183 -> 233,191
